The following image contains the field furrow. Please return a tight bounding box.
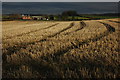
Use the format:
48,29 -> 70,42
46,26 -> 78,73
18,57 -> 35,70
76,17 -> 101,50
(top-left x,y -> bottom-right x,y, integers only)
3,22 -> 73,58
2,19 -> 119,78
3,21 -> 107,59
64,21 -> 86,35
3,22 -> 58,39
3,22 -> 71,48
3,23 -> 59,40
108,20 -> 120,23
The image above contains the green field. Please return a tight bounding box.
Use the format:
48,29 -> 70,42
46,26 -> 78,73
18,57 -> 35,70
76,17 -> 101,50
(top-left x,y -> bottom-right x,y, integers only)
81,15 -> 119,19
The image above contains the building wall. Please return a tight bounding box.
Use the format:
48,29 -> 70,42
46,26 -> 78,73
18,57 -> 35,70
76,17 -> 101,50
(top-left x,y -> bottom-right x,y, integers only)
22,16 -> 32,20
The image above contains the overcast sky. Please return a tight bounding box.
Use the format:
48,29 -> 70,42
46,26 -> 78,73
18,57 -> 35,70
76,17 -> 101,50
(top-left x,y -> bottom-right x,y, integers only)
2,2 -> 118,14
1,0 -> 120,2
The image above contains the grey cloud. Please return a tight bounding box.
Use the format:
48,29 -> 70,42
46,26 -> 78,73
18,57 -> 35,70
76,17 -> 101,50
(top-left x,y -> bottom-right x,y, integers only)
2,2 -> 118,14
1,0 -> 120,2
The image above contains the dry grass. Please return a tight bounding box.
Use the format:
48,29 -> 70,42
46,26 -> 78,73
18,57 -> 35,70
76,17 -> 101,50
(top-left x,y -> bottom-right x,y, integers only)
2,19 -> 120,78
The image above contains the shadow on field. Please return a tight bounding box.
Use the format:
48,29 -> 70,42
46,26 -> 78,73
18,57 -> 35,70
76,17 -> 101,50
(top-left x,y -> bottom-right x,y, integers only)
25,53 -> 119,78
3,51 -> 119,78
2,53 -> 63,78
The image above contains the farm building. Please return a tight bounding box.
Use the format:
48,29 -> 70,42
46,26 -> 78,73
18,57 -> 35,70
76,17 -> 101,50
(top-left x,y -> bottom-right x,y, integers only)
32,16 -> 49,20
22,15 -> 32,20
21,14 -> 54,20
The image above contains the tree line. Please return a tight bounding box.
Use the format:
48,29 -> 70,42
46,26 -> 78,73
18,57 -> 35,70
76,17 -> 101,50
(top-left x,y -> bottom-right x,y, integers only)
2,10 -> 119,21
2,10 -> 79,21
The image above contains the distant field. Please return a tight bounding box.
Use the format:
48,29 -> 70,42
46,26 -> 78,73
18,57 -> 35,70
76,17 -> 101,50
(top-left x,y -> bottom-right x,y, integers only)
80,15 -> 119,19
2,18 -> 120,78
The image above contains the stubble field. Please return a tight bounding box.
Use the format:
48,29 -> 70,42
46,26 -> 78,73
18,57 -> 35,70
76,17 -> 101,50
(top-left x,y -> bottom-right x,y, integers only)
2,18 -> 120,78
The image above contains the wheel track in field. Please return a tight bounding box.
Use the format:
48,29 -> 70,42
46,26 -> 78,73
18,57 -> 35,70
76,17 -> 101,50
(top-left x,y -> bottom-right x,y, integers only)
2,22 -> 74,62
3,23 -> 59,40
44,21 -> 116,61
47,22 -> 74,37
108,20 -> 120,23
99,21 -> 115,32
64,21 -> 86,35
3,21 -> 115,62
2,21 -> 116,77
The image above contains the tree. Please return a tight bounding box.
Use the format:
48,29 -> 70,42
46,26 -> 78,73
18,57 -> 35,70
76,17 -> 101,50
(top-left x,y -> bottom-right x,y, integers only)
49,15 -> 54,20
9,14 -> 22,20
62,10 -> 78,16
61,10 -> 78,20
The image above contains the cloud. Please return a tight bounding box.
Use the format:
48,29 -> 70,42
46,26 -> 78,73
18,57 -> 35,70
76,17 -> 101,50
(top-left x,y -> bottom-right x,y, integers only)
2,2 -> 118,14
1,0 -> 120,2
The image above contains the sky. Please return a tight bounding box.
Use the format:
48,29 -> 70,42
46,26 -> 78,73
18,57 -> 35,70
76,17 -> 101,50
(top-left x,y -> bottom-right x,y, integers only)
2,2 -> 118,14
1,0 -> 120,2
